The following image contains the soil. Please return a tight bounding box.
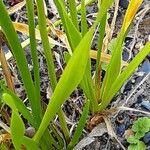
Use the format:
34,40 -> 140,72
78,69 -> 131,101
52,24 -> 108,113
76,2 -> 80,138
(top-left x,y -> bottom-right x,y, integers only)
0,0 -> 150,150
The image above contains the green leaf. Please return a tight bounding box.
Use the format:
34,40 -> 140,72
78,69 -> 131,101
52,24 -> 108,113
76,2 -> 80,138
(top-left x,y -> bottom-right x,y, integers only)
132,117 -> 150,139
2,94 -> 38,149
98,42 -> 150,110
81,0 -> 88,36
128,144 -> 137,150
127,135 -> 139,144
67,0 -> 79,30
128,141 -> 146,150
67,100 -> 90,149
2,93 -> 17,112
137,141 -> 146,150
0,0 -> 40,125
11,111 -> 25,150
34,22 -> 96,142
2,93 -> 25,150
0,80 -> 6,105
2,92 -> 34,126
22,136 -> 39,150
132,117 -> 150,132
36,0 -> 57,92
54,0 -> 81,51
25,0 -> 41,121
64,51 -> 71,63
100,0 -> 142,103
108,38 -> 117,53
54,0 -> 95,27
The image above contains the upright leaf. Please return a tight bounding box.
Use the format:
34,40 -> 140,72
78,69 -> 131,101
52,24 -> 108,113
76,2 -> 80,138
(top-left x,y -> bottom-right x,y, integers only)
98,42 -> 150,110
54,0 -> 81,51
67,0 -> 79,30
11,112 -> 25,150
0,0 -> 39,125
34,23 -> 96,142
81,0 -> 88,36
2,93 -> 25,150
100,0 -> 143,101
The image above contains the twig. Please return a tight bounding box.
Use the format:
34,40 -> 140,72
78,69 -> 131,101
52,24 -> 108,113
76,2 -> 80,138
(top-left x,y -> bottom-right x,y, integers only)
0,120 -> 10,133
118,106 -> 150,116
0,35 -> 14,92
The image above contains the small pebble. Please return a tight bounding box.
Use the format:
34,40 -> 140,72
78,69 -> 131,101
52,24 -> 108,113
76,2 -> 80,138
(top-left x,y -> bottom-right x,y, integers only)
116,124 -> 126,136
122,50 -> 129,61
139,60 -> 150,73
143,132 -> 150,144
135,42 -> 143,49
141,101 -> 150,111
25,127 -> 35,138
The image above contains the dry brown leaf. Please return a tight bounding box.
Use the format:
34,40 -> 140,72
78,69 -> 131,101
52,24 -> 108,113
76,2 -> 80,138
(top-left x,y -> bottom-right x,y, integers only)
0,133 -> 11,144
90,50 -> 128,66
12,22 -> 66,48
8,1 -> 26,15
47,19 -> 72,54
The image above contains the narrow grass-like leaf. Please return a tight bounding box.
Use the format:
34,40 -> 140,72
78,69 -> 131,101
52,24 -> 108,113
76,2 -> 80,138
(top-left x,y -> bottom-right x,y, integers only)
55,0 -> 114,113
68,0 -> 79,30
98,42 -> 150,110
95,13 -> 107,102
81,0 -> 88,36
54,0 -> 95,27
36,0 -> 57,91
57,109 -> 70,142
2,87 -> 34,126
0,0 -> 39,125
10,111 -> 25,150
34,24 -> 96,142
54,0 -> 97,113
25,0 -> 41,121
100,0 -> 143,101
67,100 -> 90,150
36,0 -> 71,141
54,0 -> 81,51
2,93 -> 25,150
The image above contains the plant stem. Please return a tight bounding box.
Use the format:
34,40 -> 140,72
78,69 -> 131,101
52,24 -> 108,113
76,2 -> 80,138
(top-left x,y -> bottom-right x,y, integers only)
95,14 -> 107,102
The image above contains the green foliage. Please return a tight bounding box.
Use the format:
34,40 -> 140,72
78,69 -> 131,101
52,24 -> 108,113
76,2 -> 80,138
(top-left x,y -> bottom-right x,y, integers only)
0,0 -> 149,149
108,38 -> 117,53
128,141 -> 146,150
2,93 -> 38,150
132,117 -> 150,139
0,79 -> 6,105
127,117 -> 150,150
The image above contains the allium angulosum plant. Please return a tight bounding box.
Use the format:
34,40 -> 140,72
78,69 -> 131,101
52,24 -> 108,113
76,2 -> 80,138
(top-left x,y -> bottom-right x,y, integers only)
0,0 -> 150,149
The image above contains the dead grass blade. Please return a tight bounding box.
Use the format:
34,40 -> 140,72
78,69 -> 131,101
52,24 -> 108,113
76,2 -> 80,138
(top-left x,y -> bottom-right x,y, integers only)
90,50 -> 128,66
12,22 -> 66,48
8,1 -> 26,15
